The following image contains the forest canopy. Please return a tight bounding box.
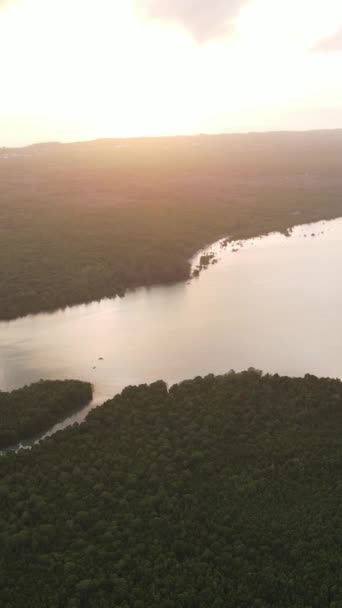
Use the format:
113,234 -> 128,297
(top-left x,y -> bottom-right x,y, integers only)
1,370 -> 342,606
0,379 -> 92,448
1,130 -> 342,319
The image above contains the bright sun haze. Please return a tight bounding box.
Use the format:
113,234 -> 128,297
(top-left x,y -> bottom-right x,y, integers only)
1,0 -> 342,146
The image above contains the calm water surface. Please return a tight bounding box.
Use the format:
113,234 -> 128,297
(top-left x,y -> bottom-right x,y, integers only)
1,217 -> 342,443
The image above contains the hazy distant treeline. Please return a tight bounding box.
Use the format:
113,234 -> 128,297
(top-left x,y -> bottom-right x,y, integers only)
1,130 -> 342,320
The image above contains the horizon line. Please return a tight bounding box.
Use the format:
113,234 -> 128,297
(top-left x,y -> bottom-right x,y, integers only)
2,126 -> 342,150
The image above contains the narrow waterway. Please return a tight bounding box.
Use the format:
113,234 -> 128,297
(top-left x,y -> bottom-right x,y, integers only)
1,218 -> 342,447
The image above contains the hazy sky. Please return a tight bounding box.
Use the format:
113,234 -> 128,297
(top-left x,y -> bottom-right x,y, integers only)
1,0 -> 342,146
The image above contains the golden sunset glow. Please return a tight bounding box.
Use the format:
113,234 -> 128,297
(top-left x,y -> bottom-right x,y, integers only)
1,0 -> 342,145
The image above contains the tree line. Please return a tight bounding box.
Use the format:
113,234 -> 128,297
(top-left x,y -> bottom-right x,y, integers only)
0,380 -> 92,448
1,370 -> 342,606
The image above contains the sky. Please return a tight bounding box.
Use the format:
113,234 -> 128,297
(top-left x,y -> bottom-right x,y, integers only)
0,0 -> 342,146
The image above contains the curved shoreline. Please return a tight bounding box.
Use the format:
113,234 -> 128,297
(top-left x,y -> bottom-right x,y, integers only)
1,208 -> 341,325
1,215 -> 339,326
1,216 -> 342,453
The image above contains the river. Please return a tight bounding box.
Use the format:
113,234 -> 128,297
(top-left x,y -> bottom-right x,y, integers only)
1,217 -> 342,445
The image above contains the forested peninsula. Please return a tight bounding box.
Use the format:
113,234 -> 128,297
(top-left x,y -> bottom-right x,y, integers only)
2,370 -> 342,606
1,130 -> 342,320
0,380 -> 92,448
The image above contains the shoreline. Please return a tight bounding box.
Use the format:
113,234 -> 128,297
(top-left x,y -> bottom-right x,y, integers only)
2,214 -> 341,325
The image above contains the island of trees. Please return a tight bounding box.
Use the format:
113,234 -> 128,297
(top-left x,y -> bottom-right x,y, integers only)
1,130 -> 342,320
0,379 -> 92,448
1,370 -> 342,606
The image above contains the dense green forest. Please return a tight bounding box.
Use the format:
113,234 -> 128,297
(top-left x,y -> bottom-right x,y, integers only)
1,130 -> 342,320
0,380 -> 92,448
2,370 -> 342,606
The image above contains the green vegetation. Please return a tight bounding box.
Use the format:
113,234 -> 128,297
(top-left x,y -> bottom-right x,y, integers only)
1,130 -> 342,320
0,380 -> 92,448
2,370 -> 342,606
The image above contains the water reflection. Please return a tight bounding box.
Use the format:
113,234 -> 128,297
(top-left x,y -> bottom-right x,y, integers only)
1,218 -> 342,441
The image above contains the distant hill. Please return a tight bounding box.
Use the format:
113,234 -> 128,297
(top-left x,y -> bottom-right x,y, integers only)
7,128 -> 342,173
